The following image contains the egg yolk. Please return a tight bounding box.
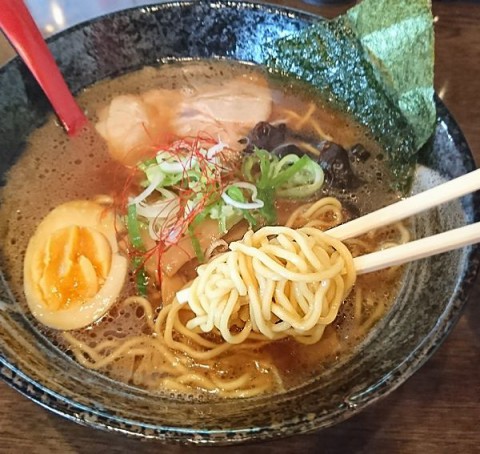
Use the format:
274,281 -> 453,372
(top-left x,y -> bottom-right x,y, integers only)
37,225 -> 112,310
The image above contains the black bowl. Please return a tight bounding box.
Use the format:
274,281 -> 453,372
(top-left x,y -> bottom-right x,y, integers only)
0,1 -> 478,445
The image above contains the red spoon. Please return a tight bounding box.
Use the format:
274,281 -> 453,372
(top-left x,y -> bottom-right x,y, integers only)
0,0 -> 88,135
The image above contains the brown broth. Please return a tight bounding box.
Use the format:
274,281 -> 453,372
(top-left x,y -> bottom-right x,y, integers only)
0,60 -> 406,396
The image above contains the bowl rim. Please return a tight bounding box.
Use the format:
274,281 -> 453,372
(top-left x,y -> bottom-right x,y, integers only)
0,0 -> 479,445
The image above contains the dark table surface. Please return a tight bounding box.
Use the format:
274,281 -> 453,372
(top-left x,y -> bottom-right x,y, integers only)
0,1 -> 479,452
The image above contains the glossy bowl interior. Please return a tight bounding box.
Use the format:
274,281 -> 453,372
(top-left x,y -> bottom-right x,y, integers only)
0,1 -> 479,445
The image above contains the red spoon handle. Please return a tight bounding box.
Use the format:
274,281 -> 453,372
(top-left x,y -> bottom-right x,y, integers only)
0,0 -> 88,135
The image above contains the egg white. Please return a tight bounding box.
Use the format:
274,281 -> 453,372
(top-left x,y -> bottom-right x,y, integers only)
24,200 -> 128,330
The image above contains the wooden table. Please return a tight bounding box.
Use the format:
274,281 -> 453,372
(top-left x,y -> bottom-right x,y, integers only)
0,1 -> 479,452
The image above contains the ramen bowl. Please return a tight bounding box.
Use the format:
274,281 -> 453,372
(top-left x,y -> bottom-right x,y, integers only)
0,1 -> 478,445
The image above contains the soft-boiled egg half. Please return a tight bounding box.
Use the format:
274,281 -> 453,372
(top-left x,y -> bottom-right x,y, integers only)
24,200 -> 128,330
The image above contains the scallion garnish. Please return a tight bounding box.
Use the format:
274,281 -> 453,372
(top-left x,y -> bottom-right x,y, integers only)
188,225 -> 205,263
242,147 -> 324,223
127,204 -> 148,295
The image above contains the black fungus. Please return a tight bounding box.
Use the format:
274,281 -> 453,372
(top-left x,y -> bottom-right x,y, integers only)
318,142 -> 363,190
245,122 -> 286,152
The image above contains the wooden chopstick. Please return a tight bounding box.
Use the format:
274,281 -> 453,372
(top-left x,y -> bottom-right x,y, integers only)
352,221 -> 480,274
327,168 -> 480,241
325,168 -> 480,274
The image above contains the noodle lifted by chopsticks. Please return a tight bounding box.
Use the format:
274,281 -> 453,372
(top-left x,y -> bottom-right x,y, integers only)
178,226 -> 356,345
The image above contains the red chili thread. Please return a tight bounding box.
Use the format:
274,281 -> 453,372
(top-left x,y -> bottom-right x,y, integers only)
118,134 -> 237,289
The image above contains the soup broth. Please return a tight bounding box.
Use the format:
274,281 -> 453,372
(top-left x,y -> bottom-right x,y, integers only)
0,60 -> 407,397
